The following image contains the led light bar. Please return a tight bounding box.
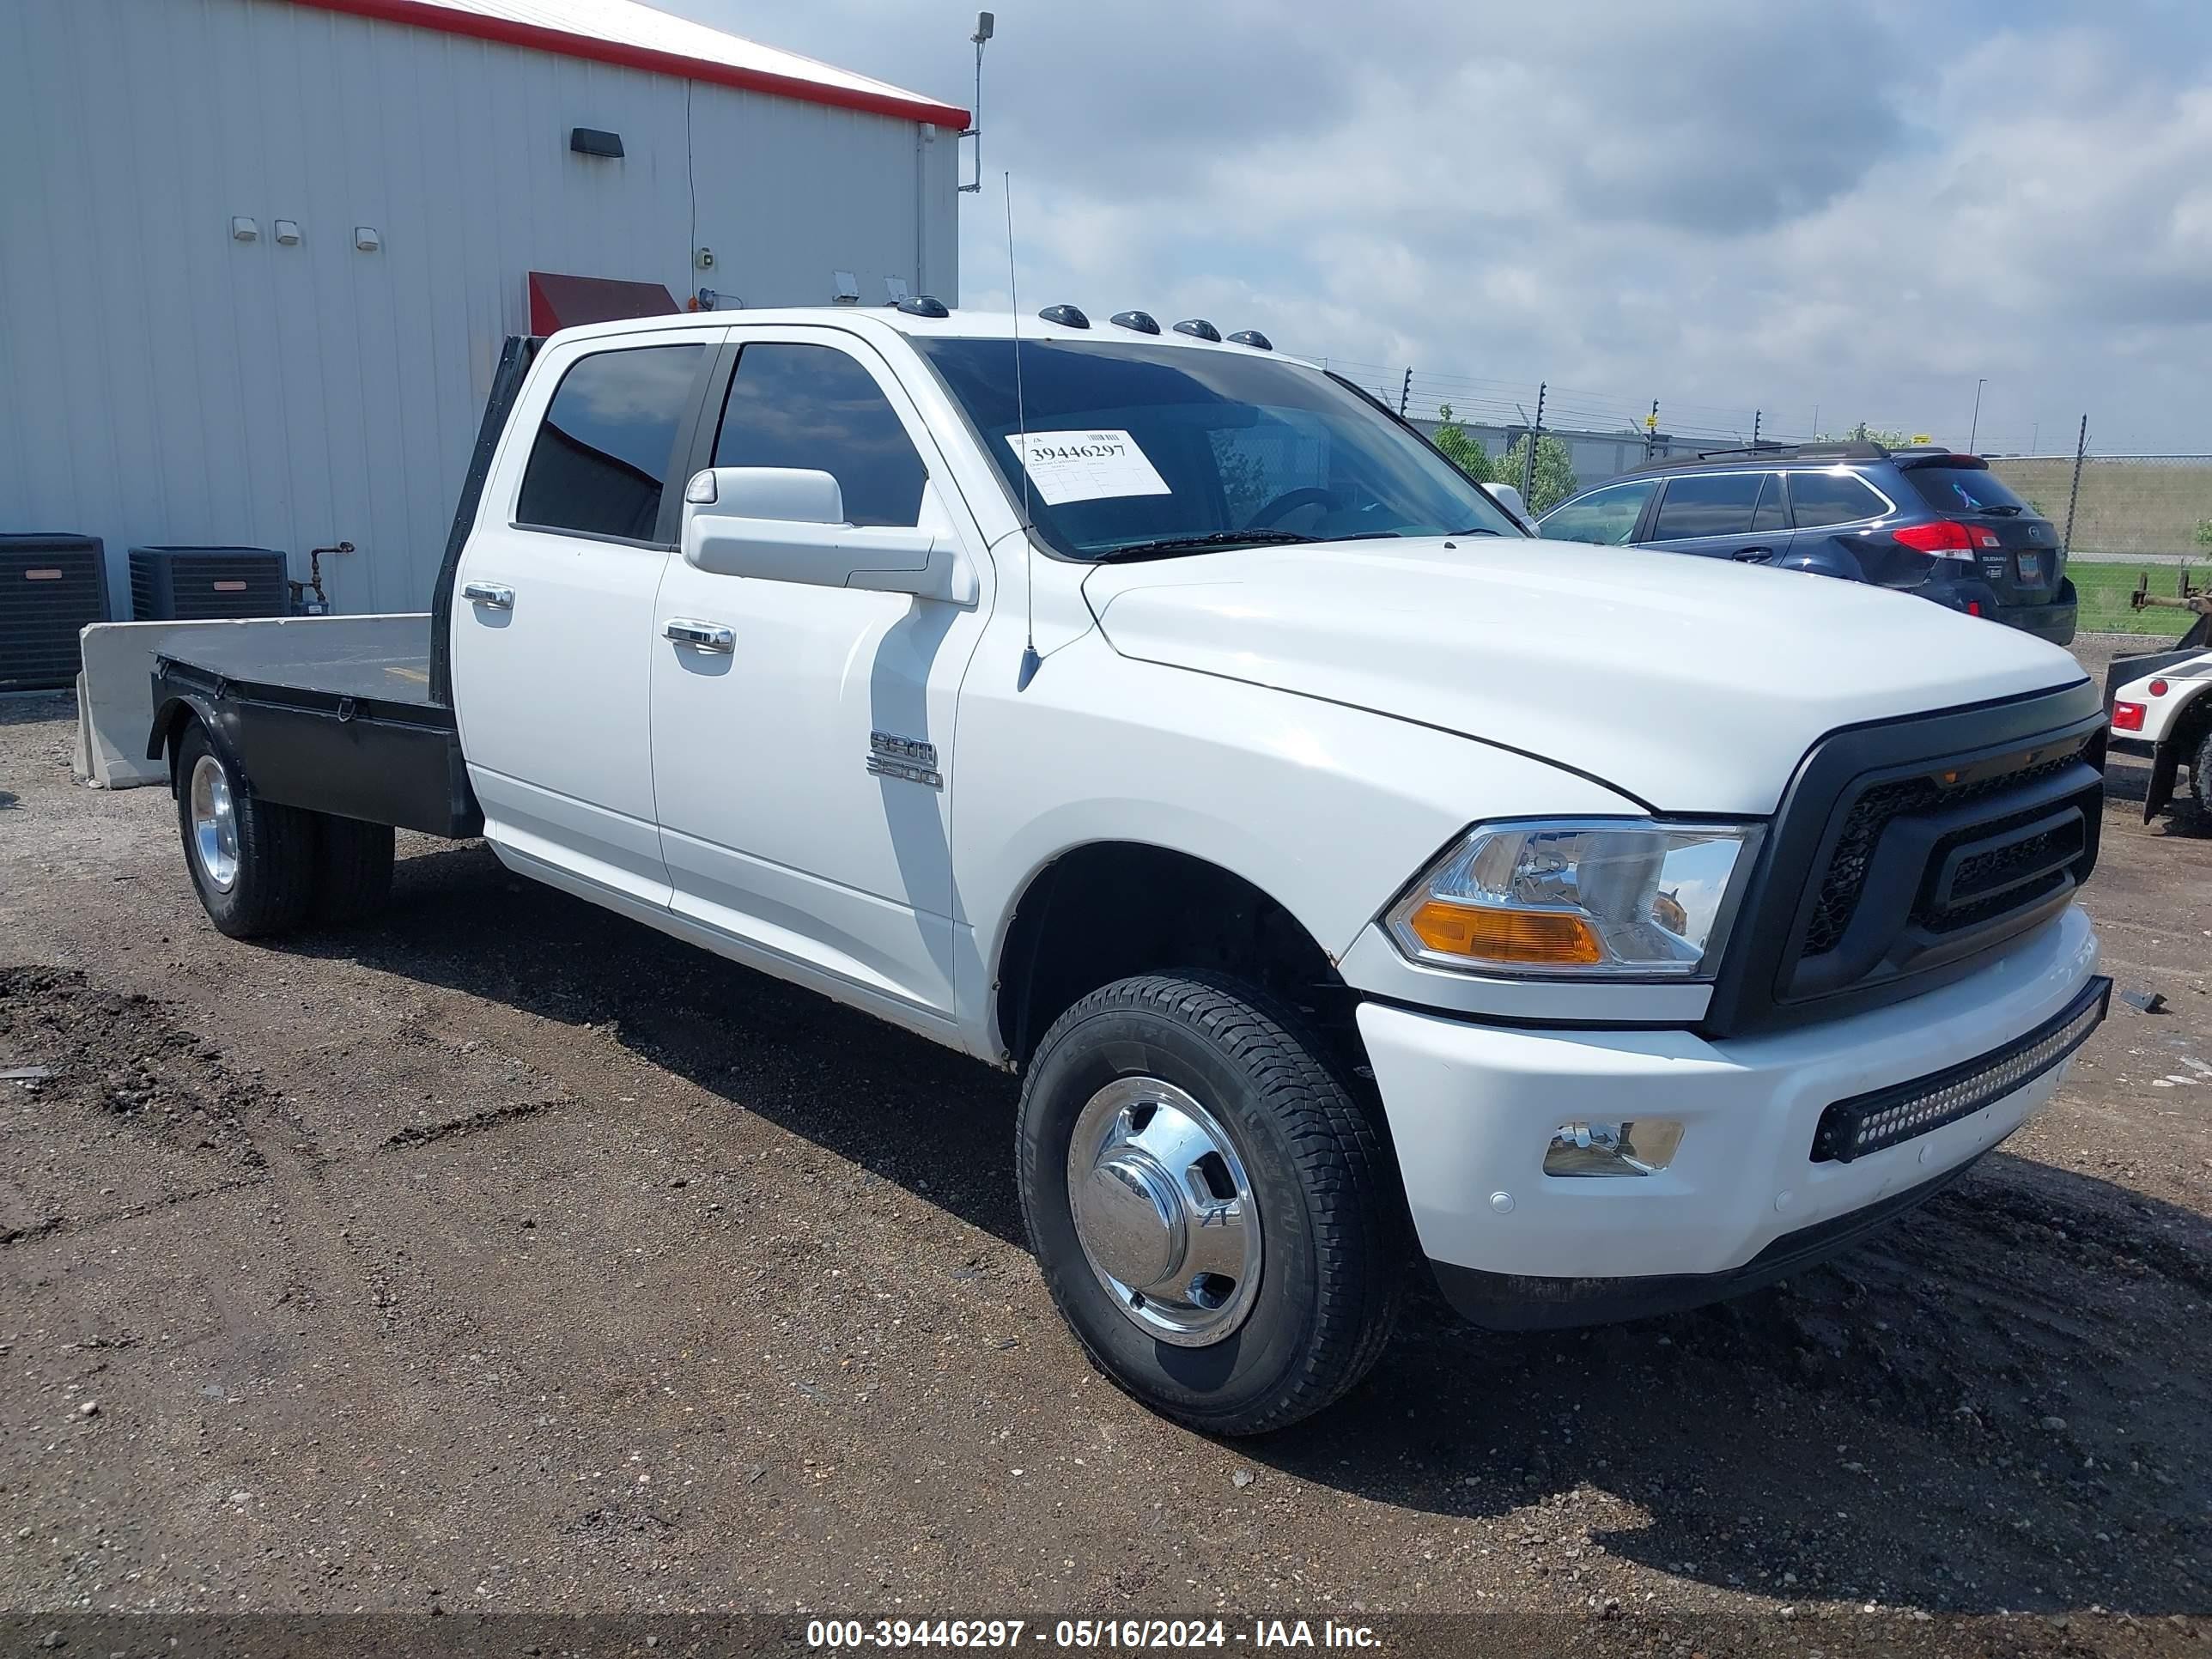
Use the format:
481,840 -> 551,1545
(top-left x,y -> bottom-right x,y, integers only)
1811,977 -> 2111,1164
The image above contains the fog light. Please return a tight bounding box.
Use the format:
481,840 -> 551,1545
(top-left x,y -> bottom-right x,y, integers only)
1545,1119 -> 1686,1177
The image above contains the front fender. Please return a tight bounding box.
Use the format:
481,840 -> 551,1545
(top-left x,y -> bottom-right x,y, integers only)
950,632 -> 1644,1054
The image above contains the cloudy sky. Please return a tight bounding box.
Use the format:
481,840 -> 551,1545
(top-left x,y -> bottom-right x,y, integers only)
677,0 -> 2212,455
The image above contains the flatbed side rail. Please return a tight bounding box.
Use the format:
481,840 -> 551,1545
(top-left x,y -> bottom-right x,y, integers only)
429,334 -> 543,708
149,656 -> 481,840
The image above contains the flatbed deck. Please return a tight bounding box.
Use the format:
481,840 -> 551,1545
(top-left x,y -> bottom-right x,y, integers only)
155,614 -> 446,716
149,615 -> 477,838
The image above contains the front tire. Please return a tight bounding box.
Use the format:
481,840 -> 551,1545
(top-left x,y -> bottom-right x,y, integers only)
173,721 -> 317,939
1016,973 -> 1404,1435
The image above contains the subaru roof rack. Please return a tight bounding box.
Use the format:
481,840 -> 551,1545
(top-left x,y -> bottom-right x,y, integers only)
1630,439 -> 1893,472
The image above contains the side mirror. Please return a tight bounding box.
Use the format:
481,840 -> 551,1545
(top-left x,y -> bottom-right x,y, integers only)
684,465 -> 844,525
1484,482 -> 1534,531
680,466 -> 976,605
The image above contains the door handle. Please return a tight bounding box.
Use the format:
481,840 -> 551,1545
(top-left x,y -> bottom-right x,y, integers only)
1732,547 -> 1774,563
462,580 -> 514,609
663,617 -> 735,653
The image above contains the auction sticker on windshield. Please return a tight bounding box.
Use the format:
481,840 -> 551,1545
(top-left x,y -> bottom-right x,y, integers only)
1006,430 -> 1172,505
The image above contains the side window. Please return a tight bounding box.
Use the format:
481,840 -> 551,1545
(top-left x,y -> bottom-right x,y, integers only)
1650,473 -> 1763,540
713,343 -> 927,527
1750,473 -> 1788,533
1540,478 -> 1657,545
515,343 -> 704,541
1789,470 -> 1889,529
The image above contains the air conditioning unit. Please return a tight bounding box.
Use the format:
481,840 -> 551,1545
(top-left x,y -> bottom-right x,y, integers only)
129,545 -> 289,621
0,532 -> 108,691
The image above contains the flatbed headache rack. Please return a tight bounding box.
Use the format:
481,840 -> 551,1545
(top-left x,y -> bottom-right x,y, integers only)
143,335 -> 544,839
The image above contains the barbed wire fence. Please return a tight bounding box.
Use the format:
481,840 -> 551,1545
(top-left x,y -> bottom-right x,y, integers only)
1308,355 -> 2212,568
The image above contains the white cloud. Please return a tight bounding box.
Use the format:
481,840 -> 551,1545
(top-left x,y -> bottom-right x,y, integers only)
676,0 -> 2212,453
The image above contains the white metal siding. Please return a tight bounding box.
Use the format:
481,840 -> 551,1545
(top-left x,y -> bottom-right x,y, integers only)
0,0 -> 960,614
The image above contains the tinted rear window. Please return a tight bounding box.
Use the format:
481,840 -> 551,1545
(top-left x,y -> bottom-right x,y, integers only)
1651,472 -> 1764,539
517,343 -> 704,540
1789,470 -> 1890,529
1906,465 -> 2033,516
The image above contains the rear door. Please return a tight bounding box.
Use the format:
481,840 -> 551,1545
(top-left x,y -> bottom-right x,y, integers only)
449,329 -> 715,906
1642,470 -> 1785,564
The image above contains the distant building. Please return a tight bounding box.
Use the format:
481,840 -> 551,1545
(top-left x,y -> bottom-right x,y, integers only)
3,0 -> 967,611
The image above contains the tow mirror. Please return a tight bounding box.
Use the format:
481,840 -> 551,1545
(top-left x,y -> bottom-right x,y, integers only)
681,466 -> 976,605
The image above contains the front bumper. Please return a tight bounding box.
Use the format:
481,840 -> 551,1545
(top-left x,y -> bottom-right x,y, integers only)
1358,904 -> 2101,1325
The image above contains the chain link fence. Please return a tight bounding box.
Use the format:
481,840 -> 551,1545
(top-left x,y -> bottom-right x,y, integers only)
1984,453 -> 2212,565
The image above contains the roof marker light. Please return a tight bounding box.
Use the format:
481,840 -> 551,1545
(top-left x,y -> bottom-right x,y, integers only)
1226,330 -> 1273,349
1172,319 -> 1221,342
1037,303 -> 1090,328
896,295 -> 951,319
1109,310 -> 1160,335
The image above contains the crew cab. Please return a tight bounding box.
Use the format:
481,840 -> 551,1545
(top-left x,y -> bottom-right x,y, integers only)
146,303 -> 2111,1433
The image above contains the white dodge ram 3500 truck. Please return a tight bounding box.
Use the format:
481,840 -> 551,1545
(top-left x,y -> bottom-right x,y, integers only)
147,303 -> 2111,1433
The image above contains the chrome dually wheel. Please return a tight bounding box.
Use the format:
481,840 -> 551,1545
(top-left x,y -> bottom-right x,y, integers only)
188,752 -> 241,891
1066,1076 -> 1262,1346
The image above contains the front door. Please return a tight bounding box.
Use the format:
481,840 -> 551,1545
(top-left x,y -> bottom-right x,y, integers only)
449,331 -> 713,905
648,327 -> 988,1026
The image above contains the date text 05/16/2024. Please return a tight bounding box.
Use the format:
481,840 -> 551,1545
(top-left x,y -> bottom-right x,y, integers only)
806,1619 -> 1382,1650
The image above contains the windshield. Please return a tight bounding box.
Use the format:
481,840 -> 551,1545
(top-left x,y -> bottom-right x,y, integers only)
914,337 -> 1522,559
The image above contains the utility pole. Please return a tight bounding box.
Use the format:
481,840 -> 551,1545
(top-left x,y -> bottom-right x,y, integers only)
1752,409 -> 1761,448
2062,415 -> 2088,556
1969,377 -> 1987,453
1398,368 -> 1412,419
1644,399 -> 1660,460
1522,381 -> 1546,501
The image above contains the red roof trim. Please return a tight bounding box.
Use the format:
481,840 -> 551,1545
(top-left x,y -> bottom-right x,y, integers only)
285,0 -> 971,129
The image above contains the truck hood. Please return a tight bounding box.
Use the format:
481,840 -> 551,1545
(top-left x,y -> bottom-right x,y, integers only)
1082,536 -> 2087,815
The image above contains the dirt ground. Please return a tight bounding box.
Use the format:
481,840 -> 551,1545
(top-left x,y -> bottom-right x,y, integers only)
2,635 -> 2209,1653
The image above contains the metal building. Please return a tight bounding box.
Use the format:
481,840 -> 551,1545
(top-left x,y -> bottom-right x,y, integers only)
0,0 -> 967,613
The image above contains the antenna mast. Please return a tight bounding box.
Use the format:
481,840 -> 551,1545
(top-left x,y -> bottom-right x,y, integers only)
959,14 -> 994,193
1006,173 -> 1041,689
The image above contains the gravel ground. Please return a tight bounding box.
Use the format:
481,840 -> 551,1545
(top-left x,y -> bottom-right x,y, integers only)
1,635 -> 2208,1654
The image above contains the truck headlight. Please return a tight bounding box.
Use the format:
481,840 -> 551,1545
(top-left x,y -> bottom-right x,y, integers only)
1385,819 -> 1762,979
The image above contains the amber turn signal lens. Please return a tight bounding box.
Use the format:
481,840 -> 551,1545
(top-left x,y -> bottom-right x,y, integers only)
1401,901 -> 1603,965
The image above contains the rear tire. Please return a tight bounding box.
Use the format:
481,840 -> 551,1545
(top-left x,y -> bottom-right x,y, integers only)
2192,721 -> 2212,817
173,721 -> 317,939
1016,972 -> 1404,1435
313,816 -> 395,924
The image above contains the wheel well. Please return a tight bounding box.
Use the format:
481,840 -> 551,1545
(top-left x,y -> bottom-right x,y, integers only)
994,843 -> 1368,1079
150,700 -> 203,795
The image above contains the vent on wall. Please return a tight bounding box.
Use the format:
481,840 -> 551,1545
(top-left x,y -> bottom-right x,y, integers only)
129,546 -> 289,622
570,127 -> 624,158
0,533 -> 108,691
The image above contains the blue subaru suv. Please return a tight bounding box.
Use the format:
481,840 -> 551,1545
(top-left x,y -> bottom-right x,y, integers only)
1535,441 -> 2077,646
